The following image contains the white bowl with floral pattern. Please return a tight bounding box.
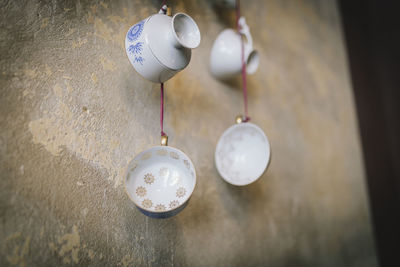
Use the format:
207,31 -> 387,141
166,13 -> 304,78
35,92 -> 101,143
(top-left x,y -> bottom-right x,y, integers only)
215,122 -> 271,186
125,146 -> 196,218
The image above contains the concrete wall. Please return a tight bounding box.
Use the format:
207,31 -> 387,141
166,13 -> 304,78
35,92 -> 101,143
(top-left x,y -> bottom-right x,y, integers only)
0,0 -> 377,266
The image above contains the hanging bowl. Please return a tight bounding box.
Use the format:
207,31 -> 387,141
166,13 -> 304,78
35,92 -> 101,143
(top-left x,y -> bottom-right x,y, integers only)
125,145 -> 196,218
215,121 -> 271,186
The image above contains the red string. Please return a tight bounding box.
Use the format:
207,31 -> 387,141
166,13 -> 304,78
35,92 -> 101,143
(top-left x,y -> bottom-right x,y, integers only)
159,1 -> 167,137
160,83 -> 166,136
236,0 -> 250,122
236,0 -> 241,30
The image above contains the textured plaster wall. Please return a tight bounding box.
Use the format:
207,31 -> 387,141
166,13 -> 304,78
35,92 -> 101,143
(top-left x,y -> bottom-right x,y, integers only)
0,0 -> 377,266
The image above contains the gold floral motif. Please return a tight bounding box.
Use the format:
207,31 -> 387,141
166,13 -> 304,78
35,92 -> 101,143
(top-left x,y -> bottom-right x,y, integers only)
183,159 -> 190,169
176,187 -> 186,198
142,199 -> 153,208
169,200 -> 179,209
141,152 -> 152,160
157,149 -> 168,156
144,173 -> 155,184
159,167 -> 169,177
170,151 -> 179,160
154,204 -> 166,211
135,186 -> 146,197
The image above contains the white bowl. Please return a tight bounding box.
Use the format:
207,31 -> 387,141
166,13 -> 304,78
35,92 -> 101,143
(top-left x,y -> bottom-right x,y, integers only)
125,146 -> 196,218
215,122 -> 271,186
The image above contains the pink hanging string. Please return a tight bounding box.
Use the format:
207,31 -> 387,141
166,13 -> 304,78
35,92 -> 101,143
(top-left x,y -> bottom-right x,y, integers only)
159,1 -> 167,137
160,83 -> 166,136
236,0 -> 250,122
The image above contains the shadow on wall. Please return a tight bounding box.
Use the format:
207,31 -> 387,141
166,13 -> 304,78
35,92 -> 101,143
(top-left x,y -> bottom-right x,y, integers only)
123,208 -> 188,266
207,0 -> 237,27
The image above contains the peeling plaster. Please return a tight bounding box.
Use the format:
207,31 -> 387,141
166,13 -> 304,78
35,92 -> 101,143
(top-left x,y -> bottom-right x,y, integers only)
57,225 -> 80,264
28,99 -> 127,187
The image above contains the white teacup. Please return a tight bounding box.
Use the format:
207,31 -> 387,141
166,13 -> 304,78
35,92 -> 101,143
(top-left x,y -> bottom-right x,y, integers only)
210,17 -> 259,80
125,11 -> 201,83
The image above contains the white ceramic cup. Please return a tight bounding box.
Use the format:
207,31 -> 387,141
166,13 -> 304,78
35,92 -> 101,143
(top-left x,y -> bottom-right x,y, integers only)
210,17 -> 259,80
125,12 -> 201,83
215,121 -> 270,186
125,144 -> 196,218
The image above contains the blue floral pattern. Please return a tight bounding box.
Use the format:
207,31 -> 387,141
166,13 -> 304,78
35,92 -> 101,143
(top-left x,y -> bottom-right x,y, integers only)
128,42 -> 143,55
134,56 -> 145,65
126,20 -> 146,66
127,20 -> 144,42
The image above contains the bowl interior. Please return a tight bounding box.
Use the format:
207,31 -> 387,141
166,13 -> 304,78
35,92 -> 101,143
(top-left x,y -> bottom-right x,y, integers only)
125,146 -> 196,212
215,123 -> 270,186
172,13 -> 201,49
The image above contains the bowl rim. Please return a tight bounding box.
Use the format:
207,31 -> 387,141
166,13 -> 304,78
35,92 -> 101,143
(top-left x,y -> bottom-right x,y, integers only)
124,145 -> 197,214
171,12 -> 201,49
215,122 -> 271,186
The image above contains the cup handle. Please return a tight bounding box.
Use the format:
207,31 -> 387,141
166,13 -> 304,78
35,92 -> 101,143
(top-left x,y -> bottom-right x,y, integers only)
159,4 -> 167,14
238,17 -> 253,54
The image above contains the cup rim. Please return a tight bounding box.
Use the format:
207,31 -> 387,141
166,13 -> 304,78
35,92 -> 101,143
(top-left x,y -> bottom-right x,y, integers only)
215,122 -> 271,186
246,50 -> 259,75
171,12 -> 201,49
124,145 -> 197,214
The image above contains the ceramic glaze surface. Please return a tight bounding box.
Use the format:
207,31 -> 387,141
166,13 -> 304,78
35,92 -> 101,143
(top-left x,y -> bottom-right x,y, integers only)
215,123 -> 270,186
125,13 -> 200,83
210,18 -> 259,80
125,146 -> 196,214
